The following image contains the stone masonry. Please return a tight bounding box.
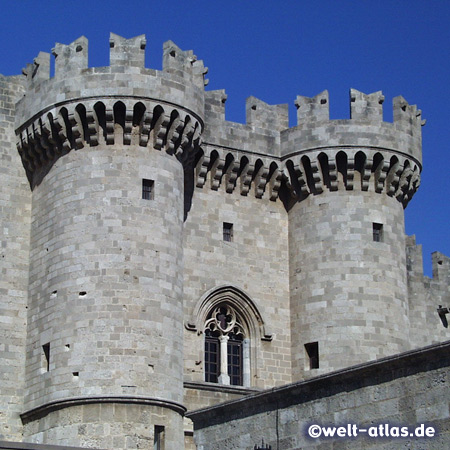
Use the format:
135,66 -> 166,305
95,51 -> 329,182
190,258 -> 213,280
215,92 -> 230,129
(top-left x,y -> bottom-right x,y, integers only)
189,341 -> 450,449
0,34 -> 449,449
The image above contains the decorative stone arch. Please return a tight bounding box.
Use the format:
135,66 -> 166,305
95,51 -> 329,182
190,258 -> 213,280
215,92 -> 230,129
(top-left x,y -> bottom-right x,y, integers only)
188,285 -> 271,341
186,285 -> 272,387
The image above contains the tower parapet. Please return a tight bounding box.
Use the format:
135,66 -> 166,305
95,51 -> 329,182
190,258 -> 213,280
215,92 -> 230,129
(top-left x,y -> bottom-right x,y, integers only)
282,89 -> 423,207
16,34 -> 206,188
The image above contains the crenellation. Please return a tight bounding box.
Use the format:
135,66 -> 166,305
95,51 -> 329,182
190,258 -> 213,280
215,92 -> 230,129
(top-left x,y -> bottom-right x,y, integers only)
109,33 -> 146,69
246,96 -> 289,131
204,90 -> 227,123
52,36 -> 88,79
22,52 -> 50,88
393,94 -> 425,129
162,40 -> 208,89
349,89 -> 384,122
432,251 -> 450,284
295,90 -> 329,124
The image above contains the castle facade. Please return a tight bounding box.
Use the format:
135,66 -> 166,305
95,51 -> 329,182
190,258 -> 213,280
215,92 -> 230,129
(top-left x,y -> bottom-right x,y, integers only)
0,34 -> 449,449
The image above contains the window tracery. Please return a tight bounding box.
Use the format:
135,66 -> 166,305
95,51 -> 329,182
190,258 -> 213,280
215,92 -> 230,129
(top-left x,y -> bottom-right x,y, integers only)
204,304 -> 247,386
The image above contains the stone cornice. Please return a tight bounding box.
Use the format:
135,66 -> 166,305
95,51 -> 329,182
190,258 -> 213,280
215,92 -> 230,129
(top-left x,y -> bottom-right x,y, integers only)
21,395 -> 187,424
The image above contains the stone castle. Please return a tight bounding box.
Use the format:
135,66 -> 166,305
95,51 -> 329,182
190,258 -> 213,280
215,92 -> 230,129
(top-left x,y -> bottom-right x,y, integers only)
0,34 -> 449,449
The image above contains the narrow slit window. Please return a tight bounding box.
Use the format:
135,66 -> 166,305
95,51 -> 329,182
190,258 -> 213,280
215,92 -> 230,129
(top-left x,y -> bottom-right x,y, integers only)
373,222 -> 383,242
204,329 -> 219,383
223,222 -> 233,242
305,342 -> 319,369
42,343 -> 50,372
154,425 -> 165,450
142,179 -> 154,200
227,334 -> 243,386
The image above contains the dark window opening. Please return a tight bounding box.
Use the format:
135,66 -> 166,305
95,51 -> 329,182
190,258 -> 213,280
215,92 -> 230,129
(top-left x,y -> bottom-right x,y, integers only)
204,329 -> 219,383
223,222 -> 233,242
154,425 -> 165,450
42,343 -> 50,372
373,222 -> 383,242
228,333 -> 243,386
142,179 -> 154,200
305,342 -> 319,369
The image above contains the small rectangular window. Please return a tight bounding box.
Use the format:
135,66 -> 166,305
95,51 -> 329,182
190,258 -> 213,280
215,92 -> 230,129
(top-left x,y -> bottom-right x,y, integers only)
42,343 -> 50,372
142,179 -> 154,200
373,223 -> 383,242
154,425 -> 165,450
305,342 -> 319,369
223,222 -> 233,242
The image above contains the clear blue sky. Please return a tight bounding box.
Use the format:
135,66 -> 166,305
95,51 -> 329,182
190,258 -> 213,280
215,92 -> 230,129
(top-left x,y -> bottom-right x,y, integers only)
1,0 -> 448,276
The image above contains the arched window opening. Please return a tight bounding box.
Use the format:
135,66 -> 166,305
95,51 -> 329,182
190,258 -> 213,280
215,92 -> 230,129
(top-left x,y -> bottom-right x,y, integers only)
191,285 -> 271,388
204,304 -> 248,386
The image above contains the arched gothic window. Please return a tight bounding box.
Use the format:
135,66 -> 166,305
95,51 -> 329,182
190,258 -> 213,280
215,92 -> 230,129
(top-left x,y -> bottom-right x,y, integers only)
188,285 -> 272,388
204,304 -> 249,386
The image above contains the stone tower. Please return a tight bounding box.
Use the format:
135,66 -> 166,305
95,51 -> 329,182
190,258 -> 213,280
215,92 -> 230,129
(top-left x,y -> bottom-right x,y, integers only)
284,89 -> 423,380
13,34 -> 206,448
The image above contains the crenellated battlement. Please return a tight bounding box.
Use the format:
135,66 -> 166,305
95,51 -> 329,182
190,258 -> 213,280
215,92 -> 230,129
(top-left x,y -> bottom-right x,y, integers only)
16,34 -> 207,128
15,34 -> 210,188
203,88 -> 423,165
281,89 -> 424,204
163,40 -> 209,89
13,36 -> 425,207
196,89 -> 424,206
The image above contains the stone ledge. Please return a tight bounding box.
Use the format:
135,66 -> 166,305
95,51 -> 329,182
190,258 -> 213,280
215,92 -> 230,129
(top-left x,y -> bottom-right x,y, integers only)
21,395 -> 187,424
184,381 -> 260,396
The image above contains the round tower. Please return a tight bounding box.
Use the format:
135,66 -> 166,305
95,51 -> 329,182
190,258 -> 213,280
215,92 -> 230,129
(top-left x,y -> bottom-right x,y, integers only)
16,34 -> 206,449
283,89 -> 423,380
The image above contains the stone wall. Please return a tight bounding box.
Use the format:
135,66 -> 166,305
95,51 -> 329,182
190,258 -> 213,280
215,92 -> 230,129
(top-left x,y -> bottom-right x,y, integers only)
407,236 -> 450,347
0,75 -> 29,441
183,183 -> 291,395
189,340 -> 450,449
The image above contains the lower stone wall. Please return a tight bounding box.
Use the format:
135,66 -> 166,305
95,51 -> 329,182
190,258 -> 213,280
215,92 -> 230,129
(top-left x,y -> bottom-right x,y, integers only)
22,402 -> 183,450
188,341 -> 450,449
